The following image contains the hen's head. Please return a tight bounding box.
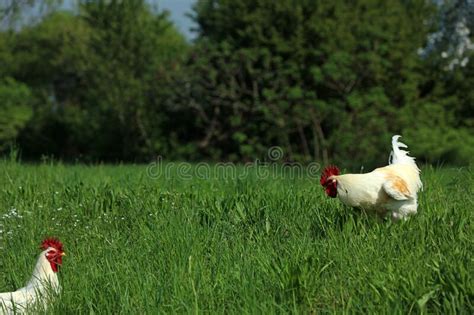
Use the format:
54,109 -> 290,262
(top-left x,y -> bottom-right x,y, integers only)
41,238 -> 65,273
320,165 -> 340,198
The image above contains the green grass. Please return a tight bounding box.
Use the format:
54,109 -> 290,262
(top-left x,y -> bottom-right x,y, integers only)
0,161 -> 472,314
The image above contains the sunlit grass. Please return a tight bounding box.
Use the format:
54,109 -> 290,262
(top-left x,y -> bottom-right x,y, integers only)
0,162 -> 472,313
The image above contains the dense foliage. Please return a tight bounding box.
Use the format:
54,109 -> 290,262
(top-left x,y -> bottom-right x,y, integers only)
0,0 -> 473,167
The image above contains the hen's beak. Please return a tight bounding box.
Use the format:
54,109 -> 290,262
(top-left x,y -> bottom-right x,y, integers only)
60,252 -> 66,256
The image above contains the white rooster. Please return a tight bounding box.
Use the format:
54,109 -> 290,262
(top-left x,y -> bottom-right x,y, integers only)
320,135 -> 422,220
0,238 -> 65,314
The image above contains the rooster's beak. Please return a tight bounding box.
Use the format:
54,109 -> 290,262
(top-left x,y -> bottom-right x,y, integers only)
60,252 -> 66,256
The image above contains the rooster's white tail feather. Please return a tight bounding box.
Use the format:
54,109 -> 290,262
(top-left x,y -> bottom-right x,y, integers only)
389,135 -> 418,169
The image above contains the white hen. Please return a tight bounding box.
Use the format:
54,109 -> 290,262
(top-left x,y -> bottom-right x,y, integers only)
0,238 -> 65,314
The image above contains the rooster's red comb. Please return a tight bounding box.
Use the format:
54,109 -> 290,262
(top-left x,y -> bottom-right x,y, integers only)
320,165 -> 340,185
41,238 -> 64,251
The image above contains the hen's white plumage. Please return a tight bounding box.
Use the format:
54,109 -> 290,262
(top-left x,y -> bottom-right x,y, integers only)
0,241 -> 64,314
321,135 -> 422,220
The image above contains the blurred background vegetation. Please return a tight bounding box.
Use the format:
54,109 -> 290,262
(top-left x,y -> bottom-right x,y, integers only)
0,0 -> 473,168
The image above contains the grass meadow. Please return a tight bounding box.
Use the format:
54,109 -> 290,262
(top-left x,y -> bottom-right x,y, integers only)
0,161 -> 472,313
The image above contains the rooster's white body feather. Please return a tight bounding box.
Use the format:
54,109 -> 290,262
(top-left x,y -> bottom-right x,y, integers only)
331,135 -> 422,220
0,249 -> 60,314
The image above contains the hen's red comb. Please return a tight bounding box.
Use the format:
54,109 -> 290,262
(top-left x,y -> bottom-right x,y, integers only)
41,238 -> 64,251
320,165 -> 340,185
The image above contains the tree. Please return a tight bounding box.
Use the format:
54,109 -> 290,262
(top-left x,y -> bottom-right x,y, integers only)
8,1 -> 188,161
74,0 -> 188,160
9,11 -> 94,158
179,0 -> 433,167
